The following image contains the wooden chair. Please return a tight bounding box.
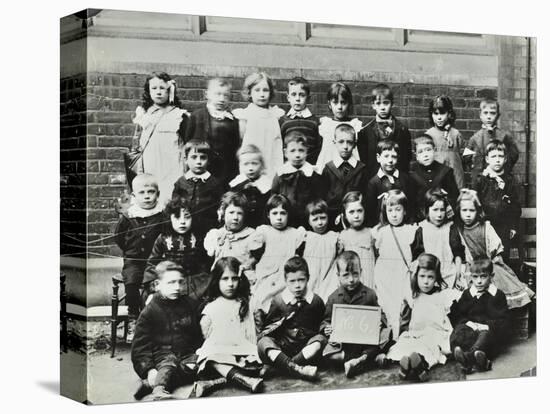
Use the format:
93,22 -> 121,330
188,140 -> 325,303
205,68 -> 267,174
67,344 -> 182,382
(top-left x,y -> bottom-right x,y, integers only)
110,273 -> 129,358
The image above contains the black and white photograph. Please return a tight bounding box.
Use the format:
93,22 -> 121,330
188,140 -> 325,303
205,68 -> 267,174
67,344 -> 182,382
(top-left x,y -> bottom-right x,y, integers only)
57,3 -> 538,407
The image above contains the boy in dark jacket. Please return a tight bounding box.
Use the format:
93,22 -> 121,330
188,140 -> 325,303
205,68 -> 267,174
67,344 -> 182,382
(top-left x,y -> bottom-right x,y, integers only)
450,258 -> 509,373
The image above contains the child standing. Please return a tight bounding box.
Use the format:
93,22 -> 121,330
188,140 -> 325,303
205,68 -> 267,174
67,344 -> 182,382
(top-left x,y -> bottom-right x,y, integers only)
279,77 -> 322,165
450,258 -> 509,373
321,251 -> 392,378
172,140 -> 224,238
132,72 -> 189,205
302,199 -> 340,302
272,131 -> 324,227
248,194 -> 306,313
131,262 -> 203,401
455,189 -> 533,309
474,140 -> 521,261
114,174 -> 165,340
184,78 -> 240,186
386,253 -> 456,383
146,196 -> 211,301
425,95 -> 465,189
365,141 -> 416,227
411,188 -> 465,290
357,83 -> 413,179
315,82 -> 362,170
338,192 -> 376,289
409,135 -> 459,221
203,192 -> 255,273
465,98 -> 520,187
373,190 -> 418,339
234,72 -> 285,179
320,124 -> 370,228
194,257 -> 263,397
257,256 -> 326,381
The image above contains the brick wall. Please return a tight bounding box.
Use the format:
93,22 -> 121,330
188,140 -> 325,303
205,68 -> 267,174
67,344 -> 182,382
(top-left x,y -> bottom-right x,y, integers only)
74,72 -> 496,256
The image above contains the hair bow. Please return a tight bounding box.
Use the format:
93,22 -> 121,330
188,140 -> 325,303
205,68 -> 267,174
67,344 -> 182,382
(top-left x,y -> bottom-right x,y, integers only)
377,192 -> 389,201
168,80 -> 176,104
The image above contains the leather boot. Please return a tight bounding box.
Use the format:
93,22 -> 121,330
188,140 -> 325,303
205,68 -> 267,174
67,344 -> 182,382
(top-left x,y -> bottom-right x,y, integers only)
285,360 -> 319,382
227,369 -> 263,393
193,377 -> 227,398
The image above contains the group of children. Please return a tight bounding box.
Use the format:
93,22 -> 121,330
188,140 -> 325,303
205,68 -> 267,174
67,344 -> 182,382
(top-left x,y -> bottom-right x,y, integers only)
114,71 -> 533,401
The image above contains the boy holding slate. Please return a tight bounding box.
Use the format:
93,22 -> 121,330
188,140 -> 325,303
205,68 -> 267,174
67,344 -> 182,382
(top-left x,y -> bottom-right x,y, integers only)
321,251 -> 392,378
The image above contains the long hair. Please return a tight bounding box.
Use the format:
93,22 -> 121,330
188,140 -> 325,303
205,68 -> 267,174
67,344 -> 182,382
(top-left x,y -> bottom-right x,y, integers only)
265,193 -> 292,224
428,95 -> 456,127
141,72 -> 182,110
205,257 -> 251,321
410,253 -> 447,298
241,72 -> 274,103
455,189 -> 485,227
327,81 -> 354,116
424,187 -> 451,224
218,191 -> 249,227
163,195 -> 193,234
341,191 -> 365,229
379,189 -> 409,226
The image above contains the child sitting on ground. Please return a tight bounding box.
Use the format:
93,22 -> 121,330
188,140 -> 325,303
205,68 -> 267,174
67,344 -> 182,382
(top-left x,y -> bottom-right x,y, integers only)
321,251 -> 392,378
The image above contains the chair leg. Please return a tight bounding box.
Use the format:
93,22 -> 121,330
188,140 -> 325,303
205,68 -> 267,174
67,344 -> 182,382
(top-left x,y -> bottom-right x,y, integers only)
111,282 -> 120,358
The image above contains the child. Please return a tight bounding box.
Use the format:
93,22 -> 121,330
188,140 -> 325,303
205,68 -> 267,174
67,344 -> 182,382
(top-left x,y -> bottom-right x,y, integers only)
302,199 -> 340,302
194,257 -> 263,397
474,140 -> 521,261
132,72 -> 189,205
321,251 -> 392,378
450,258 -> 509,373
248,194 -> 306,312
257,256 -> 327,381
465,98 -> 520,187
229,144 -> 272,228
365,141 -> 416,227
338,192 -> 376,289
233,72 -> 285,179
172,140 -> 224,238
114,174 -> 165,340
357,83 -> 413,179
184,78 -> 240,186
131,262 -> 203,401
272,131 -> 324,227
203,192 -> 255,274
386,253 -> 456,383
279,77 -> 322,165
373,190 -> 418,339
455,189 -> 533,309
411,188 -> 465,290
409,134 -> 459,221
320,123 -> 370,228
146,196 -> 211,301
315,82 -> 362,170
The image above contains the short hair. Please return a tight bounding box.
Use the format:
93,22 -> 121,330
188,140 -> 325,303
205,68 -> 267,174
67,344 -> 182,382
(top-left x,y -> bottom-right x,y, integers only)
428,95 -> 456,126
335,250 -> 362,274
156,261 -> 185,280
470,257 -> 494,276
456,189 -> 485,223
207,77 -> 232,91
485,139 -> 507,156
218,191 -> 249,224
305,199 -> 329,217
131,173 -> 159,192
284,256 -> 310,280
424,187 -> 451,221
327,82 -> 354,115
265,193 -> 291,218
237,144 -> 265,169
183,139 -> 211,157
334,123 -> 357,141
410,253 -> 446,298
480,98 -> 500,115
376,139 -> 400,155
288,76 -> 310,96
379,189 -> 409,225
242,72 -> 274,103
371,83 -> 394,103
341,191 -> 365,228
284,130 -> 308,148
413,134 -> 435,150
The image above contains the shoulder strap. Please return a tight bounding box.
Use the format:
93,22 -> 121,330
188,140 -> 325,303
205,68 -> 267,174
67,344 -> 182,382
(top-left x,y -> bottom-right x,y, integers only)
390,226 -> 410,271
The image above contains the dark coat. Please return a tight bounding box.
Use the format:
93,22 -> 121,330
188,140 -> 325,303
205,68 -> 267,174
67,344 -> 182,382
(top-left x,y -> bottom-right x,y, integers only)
279,114 -> 322,165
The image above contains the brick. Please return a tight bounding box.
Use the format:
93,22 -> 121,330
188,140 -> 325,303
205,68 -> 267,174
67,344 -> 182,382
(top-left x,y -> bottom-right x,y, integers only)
87,173 -> 109,184
87,210 -> 119,222
99,160 -> 125,172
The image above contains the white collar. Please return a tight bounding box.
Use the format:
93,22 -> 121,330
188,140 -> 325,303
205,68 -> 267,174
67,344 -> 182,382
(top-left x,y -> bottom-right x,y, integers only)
206,103 -> 234,120
229,174 -> 271,194
377,168 -> 399,183
287,107 -> 312,119
281,288 -> 314,305
127,202 -> 164,218
469,283 -> 498,298
277,162 -> 315,177
333,155 -> 358,168
184,170 -> 211,182
482,167 -> 506,189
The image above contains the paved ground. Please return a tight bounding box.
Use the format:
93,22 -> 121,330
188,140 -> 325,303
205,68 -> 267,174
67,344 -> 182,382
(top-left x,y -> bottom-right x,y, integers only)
60,334 -> 536,405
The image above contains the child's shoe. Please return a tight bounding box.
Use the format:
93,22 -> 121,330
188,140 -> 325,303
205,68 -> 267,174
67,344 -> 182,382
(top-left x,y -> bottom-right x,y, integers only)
133,379 -> 152,400
410,352 -> 430,382
151,385 -> 172,401
193,377 -> 227,398
344,354 -> 370,378
375,353 -> 390,368
227,369 -> 264,393
286,361 -> 319,382
453,346 -> 472,374
474,350 -> 492,372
